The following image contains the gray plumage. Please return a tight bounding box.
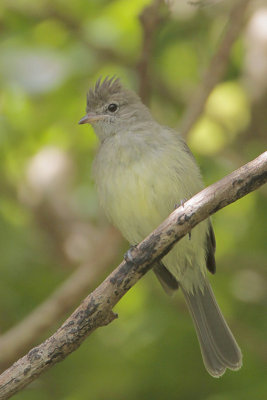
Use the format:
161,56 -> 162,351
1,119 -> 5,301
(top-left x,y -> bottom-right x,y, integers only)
79,76 -> 242,377
182,281 -> 242,377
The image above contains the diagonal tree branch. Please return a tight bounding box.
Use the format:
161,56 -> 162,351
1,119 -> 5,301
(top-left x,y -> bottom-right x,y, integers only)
0,151 -> 266,400
180,0 -> 252,136
0,227 -> 122,372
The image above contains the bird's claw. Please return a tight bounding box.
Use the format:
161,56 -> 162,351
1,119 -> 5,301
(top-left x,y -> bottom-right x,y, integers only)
174,198 -> 187,209
174,199 -> 191,240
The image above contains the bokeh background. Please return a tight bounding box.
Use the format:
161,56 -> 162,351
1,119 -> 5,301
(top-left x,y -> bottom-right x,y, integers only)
0,0 -> 267,399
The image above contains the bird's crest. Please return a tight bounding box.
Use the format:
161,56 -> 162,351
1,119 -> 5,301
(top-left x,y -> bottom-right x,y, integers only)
86,76 -> 123,110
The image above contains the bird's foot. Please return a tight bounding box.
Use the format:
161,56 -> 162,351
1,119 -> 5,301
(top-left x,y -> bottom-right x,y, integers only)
174,199 -> 191,240
174,198 -> 187,209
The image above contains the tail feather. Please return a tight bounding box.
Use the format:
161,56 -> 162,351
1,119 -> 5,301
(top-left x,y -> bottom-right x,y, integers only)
182,280 -> 242,377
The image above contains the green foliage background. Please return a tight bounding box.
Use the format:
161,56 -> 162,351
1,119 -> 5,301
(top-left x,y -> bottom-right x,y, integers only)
0,0 -> 266,399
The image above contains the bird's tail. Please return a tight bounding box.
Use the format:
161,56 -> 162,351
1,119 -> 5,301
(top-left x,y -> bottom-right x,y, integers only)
181,279 -> 242,377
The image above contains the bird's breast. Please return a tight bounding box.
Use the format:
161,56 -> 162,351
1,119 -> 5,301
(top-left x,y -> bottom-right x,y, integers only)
93,138 -> 174,243
93,132 -> 204,246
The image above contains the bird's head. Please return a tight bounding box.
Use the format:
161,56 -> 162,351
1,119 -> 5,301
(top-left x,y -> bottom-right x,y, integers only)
79,76 -> 152,141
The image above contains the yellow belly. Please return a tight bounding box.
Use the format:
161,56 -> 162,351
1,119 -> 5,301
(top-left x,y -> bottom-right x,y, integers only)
93,132 -> 209,292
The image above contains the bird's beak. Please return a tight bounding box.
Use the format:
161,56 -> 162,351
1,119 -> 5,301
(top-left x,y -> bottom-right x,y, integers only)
78,113 -> 103,125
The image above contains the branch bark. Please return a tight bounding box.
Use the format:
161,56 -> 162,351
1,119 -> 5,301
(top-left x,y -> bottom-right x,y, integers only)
0,228 -> 122,372
180,0 -> 252,136
0,151 -> 266,400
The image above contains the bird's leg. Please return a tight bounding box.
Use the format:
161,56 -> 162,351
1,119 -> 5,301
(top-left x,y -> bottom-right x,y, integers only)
124,244 -> 137,263
174,199 -> 191,240
174,198 -> 187,209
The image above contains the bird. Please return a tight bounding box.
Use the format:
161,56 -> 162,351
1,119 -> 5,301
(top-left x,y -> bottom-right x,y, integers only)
78,76 -> 242,377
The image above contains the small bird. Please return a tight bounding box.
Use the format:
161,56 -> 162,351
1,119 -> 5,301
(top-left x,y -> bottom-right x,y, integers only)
79,76 -> 242,377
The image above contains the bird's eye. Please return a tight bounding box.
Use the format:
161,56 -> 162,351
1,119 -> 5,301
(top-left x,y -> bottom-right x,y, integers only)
107,103 -> 118,113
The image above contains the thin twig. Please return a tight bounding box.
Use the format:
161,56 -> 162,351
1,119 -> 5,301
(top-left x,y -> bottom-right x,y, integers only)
180,0 -> 252,136
0,151 -> 266,400
137,0 -> 165,104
